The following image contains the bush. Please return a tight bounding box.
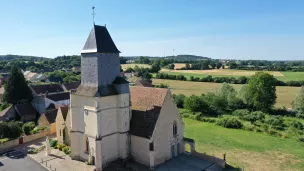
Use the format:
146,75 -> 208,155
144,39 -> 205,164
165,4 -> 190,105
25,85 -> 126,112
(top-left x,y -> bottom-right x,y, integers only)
299,136 -> 304,142
199,117 -> 217,123
0,138 -> 9,144
216,117 -> 243,129
242,111 -> 266,123
7,122 -> 23,139
233,109 -> 250,117
296,113 -> 304,119
289,121 -> 304,130
243,122 -> 256,131
63,146 -> 71,155
266,116 -> 285,130
268,129 -> 280,136
50,139 -> 58,148
57,144 -> 66,151
31,125 -> 49,134
22,122 -> 35,135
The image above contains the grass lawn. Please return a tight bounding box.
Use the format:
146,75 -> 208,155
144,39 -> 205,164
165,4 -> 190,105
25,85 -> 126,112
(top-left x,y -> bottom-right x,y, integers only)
152,79 -> 301,108
121,64 -> 151,70
281,72 -> 304,81
183,118 -> 304,171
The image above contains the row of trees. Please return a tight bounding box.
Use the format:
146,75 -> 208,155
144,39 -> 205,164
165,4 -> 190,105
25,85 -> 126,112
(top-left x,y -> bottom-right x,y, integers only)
155,73 -> 304,87
174,73 -> 277,113
228,61 -> 304,72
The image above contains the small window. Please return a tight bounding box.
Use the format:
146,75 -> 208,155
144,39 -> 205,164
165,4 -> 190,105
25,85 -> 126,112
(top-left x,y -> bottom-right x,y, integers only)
173,121 -> 177,136
60,129 -> 61,136
149,142 -> 154,151
85,136 -> 89,153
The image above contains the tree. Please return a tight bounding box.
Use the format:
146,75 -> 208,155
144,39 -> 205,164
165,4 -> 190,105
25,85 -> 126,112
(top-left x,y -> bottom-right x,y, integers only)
210,61 -> 216,69
185,63 -> 191,70
150,64 -> 161,73
184,95 -> 208,113
216,63 -> 222,69
3,65 -> 33,105
247,72 -> 277,111
173,94 -> 186,108
292,86 -> 304,112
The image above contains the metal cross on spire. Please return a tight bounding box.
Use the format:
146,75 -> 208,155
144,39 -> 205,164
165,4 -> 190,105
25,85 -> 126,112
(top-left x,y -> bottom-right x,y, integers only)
92,5 -> 96,24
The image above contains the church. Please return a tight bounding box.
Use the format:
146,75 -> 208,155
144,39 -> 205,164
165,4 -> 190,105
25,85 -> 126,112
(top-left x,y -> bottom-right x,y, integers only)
69,24 -> 185,170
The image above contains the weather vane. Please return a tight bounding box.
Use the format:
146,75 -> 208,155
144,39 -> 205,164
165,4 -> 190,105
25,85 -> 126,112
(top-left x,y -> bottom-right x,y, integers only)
92,5 -> 96,24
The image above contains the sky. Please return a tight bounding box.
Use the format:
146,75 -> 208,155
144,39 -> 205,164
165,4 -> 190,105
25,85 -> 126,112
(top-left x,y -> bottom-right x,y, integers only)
0,0 -> 304,60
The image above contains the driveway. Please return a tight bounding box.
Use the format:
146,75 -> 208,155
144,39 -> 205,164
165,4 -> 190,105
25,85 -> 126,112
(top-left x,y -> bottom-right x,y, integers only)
0,150 -> 48,171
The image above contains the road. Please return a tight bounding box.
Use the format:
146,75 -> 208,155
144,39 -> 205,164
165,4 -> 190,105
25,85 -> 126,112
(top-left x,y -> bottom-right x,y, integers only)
0,150 -> 48,171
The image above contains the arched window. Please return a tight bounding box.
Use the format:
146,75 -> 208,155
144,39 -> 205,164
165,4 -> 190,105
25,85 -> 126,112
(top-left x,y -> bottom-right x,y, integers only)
84,136 -> 89,153
173,121 -> 177,136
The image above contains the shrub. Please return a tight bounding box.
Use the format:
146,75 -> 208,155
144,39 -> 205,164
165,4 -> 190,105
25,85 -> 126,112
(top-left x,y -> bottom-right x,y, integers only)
7,122 -> 23,139
0,138 -> 9,144
243,122 -> 256,131
266,116 -> 285,130
296,113 -> 304,119
22,122 -> 35,135
57,144 -> 66,151
63,146 -> 71,155
242,111 -> 266,123
233,109 -> 250,117
299,136 -> 304,142
268,129 -> 280,136
50,140 -> 58,148
31,125 -> 49,134
199,117 -> 217,123
289,121 -> 304,130
216,117 -> 243,129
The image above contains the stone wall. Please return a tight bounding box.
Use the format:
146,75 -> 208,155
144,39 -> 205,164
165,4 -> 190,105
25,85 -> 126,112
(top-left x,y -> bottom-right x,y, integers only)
0,130 -> 50,152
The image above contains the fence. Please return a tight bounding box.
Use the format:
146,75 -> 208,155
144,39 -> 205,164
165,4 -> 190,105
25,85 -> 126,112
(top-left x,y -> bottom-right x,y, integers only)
0,130 -> 50,151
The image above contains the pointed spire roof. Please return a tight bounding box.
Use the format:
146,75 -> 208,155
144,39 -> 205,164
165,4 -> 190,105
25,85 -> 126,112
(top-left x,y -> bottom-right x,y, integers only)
81,24 -> 120,54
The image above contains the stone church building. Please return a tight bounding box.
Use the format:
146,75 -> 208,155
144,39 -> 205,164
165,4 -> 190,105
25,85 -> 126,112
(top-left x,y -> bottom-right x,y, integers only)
69,24 -> 185,170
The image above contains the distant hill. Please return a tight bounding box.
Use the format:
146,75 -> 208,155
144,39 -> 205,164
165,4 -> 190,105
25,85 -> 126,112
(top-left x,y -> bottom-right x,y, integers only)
0,55 -> 49,61
122,54 -> 210,61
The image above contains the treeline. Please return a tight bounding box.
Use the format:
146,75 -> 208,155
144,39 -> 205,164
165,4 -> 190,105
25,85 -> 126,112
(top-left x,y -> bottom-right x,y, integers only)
155,73 -> 304,87
228,60 -> 304,72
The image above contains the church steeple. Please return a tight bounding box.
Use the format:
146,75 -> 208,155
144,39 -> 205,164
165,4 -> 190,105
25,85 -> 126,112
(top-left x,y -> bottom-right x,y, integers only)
81,25 -> 120,54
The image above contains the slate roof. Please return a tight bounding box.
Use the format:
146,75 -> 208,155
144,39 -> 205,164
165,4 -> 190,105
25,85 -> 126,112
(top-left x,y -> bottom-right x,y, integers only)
60,106 -> 69,121
46,92 -> 70,101
0,106 -> 12,117
31,84 -> 64,95
130,87 -> 168,139
47,76 -> 63,83
44,109 -> 58,124
15,103 -> 38,117
81,25 -> 120,54
133,77 -> 153,87
62,81 -> 80,91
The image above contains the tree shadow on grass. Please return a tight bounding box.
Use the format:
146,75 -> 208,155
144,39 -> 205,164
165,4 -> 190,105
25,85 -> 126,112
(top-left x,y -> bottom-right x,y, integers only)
224,164 -> 242,171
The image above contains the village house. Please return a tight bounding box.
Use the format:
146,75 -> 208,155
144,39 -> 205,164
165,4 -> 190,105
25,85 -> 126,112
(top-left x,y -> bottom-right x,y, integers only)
14,103 -> 39,122
0,106 -> 15,122
56,106 -> 71,145
37,109 -> 58,134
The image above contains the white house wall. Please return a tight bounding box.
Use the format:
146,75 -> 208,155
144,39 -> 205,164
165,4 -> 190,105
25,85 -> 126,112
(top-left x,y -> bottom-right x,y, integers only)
152,91 -> 184,166
131,135 -> 150,166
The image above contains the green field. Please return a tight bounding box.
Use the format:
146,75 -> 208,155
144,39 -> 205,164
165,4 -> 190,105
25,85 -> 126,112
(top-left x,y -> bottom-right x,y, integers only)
152,79 -> 301,108
281,72 -> 304,81
184,118 -> 304,171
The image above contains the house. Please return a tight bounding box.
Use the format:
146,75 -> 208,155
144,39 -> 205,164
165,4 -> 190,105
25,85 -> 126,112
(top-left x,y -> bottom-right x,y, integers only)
0,106 -> 15,122
25,72 -> 39,81
128,76 -> 153,87
30,84 -> 64,114
129,86 -> 184,166
72,66 -> 81,73
36,74 -> 47,81
69,24 -> 185,171
38,109 -> 58,134
14,103 -> 39,122
45,92 -> 70,108
56,106 -> 71,145
62,81 -> 80,91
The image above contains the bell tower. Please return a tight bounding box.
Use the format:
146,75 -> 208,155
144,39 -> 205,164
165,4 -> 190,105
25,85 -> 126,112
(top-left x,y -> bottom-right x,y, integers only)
79,24 -> 121,93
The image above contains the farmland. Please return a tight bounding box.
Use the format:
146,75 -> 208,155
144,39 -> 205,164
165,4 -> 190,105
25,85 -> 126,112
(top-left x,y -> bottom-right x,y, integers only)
152,79 -> 301,108
121,63 -> 304,81
183,118 -> 304,171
